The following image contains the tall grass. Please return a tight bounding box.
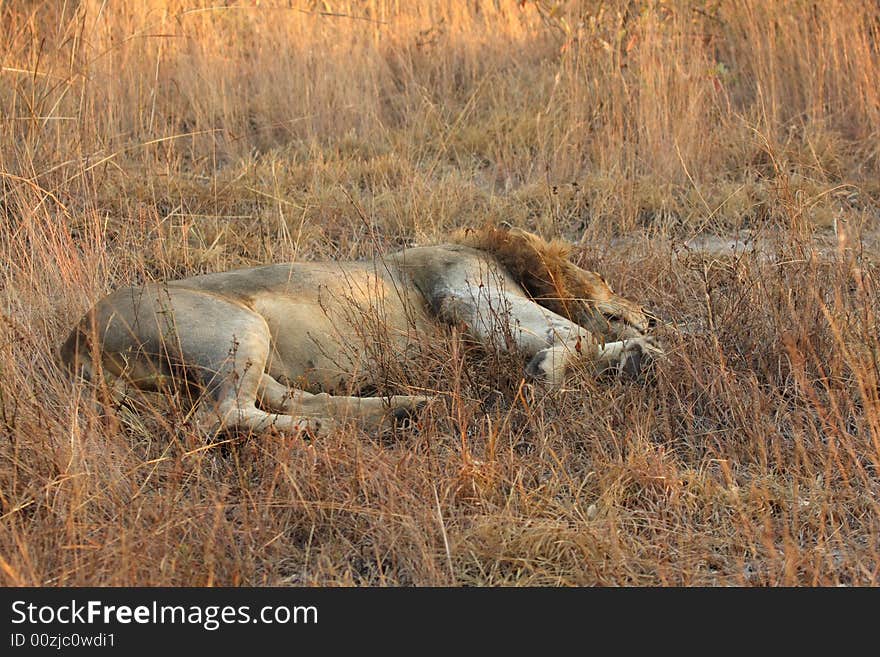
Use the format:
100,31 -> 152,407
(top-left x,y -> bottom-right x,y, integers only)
1,0 -> 879,585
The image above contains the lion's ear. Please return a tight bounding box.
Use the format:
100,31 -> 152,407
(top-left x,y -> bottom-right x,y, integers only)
499,221 -> 513,231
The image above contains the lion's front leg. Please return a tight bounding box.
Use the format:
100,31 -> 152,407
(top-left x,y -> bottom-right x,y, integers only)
433,276 -> 661,385
525,336 -> 662,384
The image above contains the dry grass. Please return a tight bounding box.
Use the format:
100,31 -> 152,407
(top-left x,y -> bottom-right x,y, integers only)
1,0 -> 879,586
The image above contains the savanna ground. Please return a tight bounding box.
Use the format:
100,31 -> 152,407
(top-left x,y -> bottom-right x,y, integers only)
1,0 -> 879,586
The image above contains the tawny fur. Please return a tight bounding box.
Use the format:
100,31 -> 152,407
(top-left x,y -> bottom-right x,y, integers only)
61,225 -> 658,438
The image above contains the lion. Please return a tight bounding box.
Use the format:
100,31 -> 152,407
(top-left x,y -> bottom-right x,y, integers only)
60,225 -> 661,437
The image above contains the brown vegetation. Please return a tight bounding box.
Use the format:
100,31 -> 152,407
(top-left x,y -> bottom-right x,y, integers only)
1,0 -> 879,585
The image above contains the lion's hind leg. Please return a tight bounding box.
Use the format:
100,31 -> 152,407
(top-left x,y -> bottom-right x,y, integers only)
197,320 -> 336,439
214,404 -> 333,439
100,285 -> 335,439
206,363 -> 335,439
257,374 -> 430,432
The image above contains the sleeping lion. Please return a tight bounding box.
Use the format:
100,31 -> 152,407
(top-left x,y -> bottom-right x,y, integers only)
60,225 -> 661,437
